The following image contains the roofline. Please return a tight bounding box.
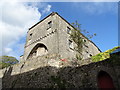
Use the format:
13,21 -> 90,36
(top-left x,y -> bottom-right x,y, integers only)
28,12 -> 101,52
55,12 -> 101,52
29,12 -> 56,30
89,40 -> 102,52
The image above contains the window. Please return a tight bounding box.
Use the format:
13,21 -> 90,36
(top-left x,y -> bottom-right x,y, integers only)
67,27 -> 71,34
30,33 -> 32,36
89,54 -> 92,57
47,21 -> 52,29
84,39 -> 86,42
29,33 -> 33,40
69,40 -> 73,49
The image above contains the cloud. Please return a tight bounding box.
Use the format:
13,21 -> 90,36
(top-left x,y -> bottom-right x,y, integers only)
17,0 -> 120,2
4,48 -> 13,55
0,0 -> 51,60
74,2 -> 117,15
42,5 -> 52,14
30,2 -> 52,15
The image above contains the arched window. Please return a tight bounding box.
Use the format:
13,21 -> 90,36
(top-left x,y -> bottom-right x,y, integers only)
97,71 -> 115,89
27,43 -> 48,59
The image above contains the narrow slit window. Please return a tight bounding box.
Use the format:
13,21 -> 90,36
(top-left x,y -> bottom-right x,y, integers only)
84,39 -> 86,42
69,40 -> 73,49
47,21 -> 52,29
67,27 -> 71,34
29,33 -> 33,40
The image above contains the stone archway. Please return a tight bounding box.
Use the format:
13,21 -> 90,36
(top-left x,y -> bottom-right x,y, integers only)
27,43 -> 48,59
97,71 -> 115,89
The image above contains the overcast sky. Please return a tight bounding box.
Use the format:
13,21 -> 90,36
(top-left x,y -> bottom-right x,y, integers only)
0,0 -> 119,60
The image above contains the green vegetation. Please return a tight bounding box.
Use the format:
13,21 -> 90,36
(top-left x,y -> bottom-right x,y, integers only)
72,21 -> 97,40
92,46 -> 120,62
0,56 -> 19,69
70,21 -> 97,60
70,21 -> 84,60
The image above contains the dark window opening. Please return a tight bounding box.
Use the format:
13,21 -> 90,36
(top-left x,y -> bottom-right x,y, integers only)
69,40 -> 73,49
84,39 -> 86,42
67,27 -> 71,34
89,54 -> 92,57
47,21 -> 52,29
29,33 -> 33,40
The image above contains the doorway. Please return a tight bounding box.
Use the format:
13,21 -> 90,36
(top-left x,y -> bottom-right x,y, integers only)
97,71 -> 115,89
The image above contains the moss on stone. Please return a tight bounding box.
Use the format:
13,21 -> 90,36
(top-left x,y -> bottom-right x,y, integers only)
92,46 -> 120,62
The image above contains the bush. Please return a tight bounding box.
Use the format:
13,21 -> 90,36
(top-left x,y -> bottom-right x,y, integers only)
0,56 -> 19,69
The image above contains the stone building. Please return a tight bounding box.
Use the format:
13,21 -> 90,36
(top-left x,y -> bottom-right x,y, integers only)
1,12 -> 120,89
23,12 -> 101,61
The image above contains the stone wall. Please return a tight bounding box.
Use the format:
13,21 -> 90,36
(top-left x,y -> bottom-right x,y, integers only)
23,12 -> 101,61
23,13 -> 59,61
1,54 -> 120,89
56,14 -> 101,60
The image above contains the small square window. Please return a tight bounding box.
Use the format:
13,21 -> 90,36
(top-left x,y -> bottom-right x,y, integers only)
67,27 -> 71,34
47,21 -> 52,29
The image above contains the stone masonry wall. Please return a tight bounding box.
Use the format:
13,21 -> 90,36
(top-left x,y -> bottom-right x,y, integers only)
23,12 -> 101,61
1,54 -> 120,89
23,14 -> 59,61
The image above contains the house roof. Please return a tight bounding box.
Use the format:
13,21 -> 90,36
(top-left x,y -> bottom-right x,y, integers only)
28,12 -> 101,52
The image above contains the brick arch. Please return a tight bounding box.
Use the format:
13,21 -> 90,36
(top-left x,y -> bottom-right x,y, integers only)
27,43 -> 48,59
97,70 -> 115,89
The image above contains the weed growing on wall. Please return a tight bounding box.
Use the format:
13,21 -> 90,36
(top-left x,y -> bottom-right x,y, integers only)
70,21 -> 84,60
